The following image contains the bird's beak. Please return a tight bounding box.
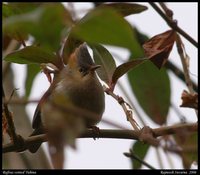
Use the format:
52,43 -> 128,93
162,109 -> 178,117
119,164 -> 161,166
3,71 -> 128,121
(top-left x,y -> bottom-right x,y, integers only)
89,65 -> 101,71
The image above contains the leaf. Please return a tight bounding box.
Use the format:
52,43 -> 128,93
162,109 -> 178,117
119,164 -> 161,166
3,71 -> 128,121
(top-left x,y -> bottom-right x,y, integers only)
131,141 -> 150,169
25,64 -> 41,98
90,44 -> 116,85
62,33 -> 83,65
3,3 -> 73,52
2,3 -> 21,19
143,30 -> 176,69
3,6 -> 44,41
72,8 -> 140,52
8,2 -> 42,14
4,46 -> 58,65
128,61 -> 170,125
175,131 -> 197,169
180,90 -> 198,109
34,3 -> 73,52
98,3 -> 148,17
111,58 -> 147,91
2,3 -> 29,41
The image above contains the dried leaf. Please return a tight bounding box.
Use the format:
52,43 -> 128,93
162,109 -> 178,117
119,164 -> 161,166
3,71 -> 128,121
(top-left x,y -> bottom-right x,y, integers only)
143,30 -> 176,69
180,90 -> 198,109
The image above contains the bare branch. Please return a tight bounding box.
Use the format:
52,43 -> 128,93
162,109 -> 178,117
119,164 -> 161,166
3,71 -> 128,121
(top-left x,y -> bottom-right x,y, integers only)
124,150 -> 156,169
3,123 -> 197,153
149,2 -> 198,48
2,86 -> 19,143
104,86 -> 141,131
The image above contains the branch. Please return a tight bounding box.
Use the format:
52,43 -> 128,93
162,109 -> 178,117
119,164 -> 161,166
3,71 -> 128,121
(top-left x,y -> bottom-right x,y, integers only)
165,61 -> 197,92
104,86 -> 141,131
151,2 -> 198,117
2,86 -> 19,143
3,123 -> 197,153
149,2 -> 198,48
175,35 -> 196,94
124,150 -> 156,169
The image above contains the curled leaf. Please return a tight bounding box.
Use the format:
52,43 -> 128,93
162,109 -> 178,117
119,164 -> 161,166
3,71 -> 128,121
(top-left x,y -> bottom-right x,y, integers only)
90,44 -> 116,85
111,58 -> 147,91
98,3 -> 148,17
180,90 -> 198,110
143,30 -> 176,69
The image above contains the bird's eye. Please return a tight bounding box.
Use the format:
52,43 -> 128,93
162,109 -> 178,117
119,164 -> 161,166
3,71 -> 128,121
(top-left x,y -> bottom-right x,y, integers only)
79,68 -> 84,73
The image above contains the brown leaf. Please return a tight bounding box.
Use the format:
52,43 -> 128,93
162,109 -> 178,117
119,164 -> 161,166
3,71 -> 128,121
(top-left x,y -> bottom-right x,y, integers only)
143,30 -> 176,69
180,90 -> 198,109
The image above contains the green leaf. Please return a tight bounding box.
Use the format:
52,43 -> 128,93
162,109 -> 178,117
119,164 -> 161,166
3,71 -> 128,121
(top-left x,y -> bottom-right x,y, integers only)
3,3 -> 73,52
175,132 -> 197,169
4,46 -> 58,65
72,8 -> 140,52
98,3 -> 148,17
8,2 -> 42,14
111,58 -> 147,90
25,64 -> 41,98
34,4 -> 73,52
62,33 -> 83,65
3,6 -> 43,42
131,141 -> 150,169
128,61 -> 170,125
2,3 -> 21,19
90,44 -> 116,85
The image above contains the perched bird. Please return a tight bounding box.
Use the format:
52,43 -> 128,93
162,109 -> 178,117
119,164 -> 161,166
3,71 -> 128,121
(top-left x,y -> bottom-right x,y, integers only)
29,43 -> 105,153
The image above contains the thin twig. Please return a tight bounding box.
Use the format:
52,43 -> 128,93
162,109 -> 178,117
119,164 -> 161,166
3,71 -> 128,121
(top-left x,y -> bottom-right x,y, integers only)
153,2 -> 198,117
171,102 -> 186,123
176,35 -> 195,94
2,86 -> 19,143
155,148 -> 163,169
158,2 -> 173,19
149,2 -> 198,48
2,123 -> 197,153
2,39 -> 19,58
124,150 -> 156,169
118,82 -> 146,126
165,61 -> 197,92
103,85 -> 141,131
164,148 -> 175,169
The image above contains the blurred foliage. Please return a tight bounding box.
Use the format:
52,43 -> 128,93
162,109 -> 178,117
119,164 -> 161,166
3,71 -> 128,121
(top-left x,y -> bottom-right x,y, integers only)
2,2 -> 197,169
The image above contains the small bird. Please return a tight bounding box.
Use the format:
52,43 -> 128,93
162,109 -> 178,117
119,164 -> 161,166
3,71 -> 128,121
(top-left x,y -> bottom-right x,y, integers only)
28,43 -> 105,153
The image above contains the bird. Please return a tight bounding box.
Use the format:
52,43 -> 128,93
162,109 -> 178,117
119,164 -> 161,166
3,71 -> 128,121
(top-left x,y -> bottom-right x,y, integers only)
28,43 -> 105,153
